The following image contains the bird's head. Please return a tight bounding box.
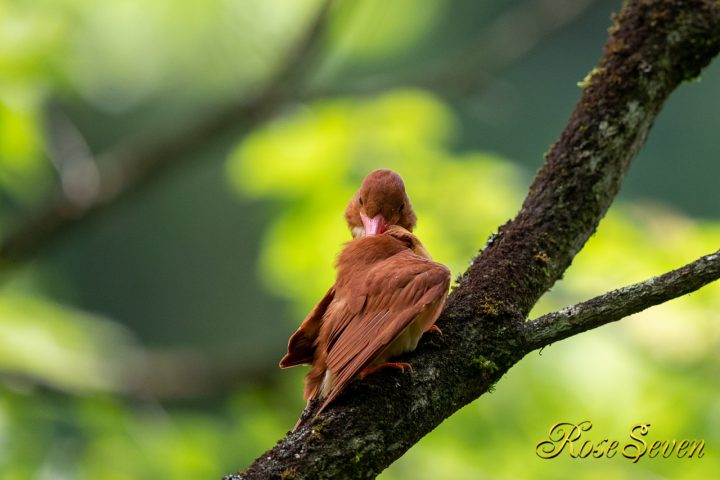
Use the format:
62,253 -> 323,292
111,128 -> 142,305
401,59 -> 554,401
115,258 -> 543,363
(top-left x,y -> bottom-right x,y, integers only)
344,169 -> 416,238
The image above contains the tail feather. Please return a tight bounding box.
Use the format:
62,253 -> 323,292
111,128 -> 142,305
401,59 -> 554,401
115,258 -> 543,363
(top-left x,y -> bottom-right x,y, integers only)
293,367 -> 333,432
303,364 -> 325,400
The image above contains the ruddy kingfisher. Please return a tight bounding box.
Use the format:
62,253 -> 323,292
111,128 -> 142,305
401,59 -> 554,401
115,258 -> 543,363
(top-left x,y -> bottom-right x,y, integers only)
279,169 -> 450,417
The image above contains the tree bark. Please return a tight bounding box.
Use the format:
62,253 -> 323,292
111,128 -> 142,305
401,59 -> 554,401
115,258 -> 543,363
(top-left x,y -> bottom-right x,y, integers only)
231,1 -> 720,478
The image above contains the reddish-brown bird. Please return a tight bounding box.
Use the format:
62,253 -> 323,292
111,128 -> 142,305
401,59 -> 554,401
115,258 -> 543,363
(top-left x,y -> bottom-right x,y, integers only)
344,169 -> 417,238
279,170 -> 450,417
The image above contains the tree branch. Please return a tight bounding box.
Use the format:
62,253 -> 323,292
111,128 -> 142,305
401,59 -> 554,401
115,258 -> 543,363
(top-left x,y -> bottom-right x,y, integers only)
230,1 -> 720,478
0,0 -> 332,263
524,250 -> 720,350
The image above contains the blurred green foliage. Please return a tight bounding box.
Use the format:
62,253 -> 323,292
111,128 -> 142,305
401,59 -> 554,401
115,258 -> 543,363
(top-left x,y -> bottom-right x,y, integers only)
326,0 -> 444,63
0,293 -> 137,392
0,0 -> 719,479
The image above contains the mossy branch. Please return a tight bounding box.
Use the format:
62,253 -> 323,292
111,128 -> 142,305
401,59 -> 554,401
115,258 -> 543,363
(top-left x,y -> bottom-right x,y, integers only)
231,1 -> 720,479
524,250 -> 720,350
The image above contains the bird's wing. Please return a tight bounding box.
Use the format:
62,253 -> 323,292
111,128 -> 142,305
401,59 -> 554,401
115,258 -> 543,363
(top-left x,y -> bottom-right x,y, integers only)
319,251 -> 450,411
279,286 -> 335,368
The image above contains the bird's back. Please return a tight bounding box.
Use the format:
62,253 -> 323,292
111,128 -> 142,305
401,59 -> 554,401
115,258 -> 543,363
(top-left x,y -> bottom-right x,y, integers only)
306,232 -> 450,412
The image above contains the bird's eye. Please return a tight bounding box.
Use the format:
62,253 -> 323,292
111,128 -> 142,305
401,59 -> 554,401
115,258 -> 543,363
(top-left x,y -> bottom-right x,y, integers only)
359,197 -> 364,206
399,203 -> 405,213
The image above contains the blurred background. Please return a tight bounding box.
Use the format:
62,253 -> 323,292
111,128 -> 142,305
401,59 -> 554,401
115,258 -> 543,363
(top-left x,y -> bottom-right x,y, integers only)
1,0 -> 719,478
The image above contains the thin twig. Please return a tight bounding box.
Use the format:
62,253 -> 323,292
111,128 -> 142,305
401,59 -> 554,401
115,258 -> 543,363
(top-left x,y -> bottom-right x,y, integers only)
524,250 -> 720,350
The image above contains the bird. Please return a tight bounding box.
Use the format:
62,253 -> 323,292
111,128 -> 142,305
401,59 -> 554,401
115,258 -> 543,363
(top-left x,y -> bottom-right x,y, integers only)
279,170 -> 450,419
344,169 -> 417,238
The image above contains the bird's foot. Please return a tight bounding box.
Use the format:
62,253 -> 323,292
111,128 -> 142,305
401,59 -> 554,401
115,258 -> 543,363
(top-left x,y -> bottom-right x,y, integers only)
426,324 -> 443,336
359,362 -> 413,379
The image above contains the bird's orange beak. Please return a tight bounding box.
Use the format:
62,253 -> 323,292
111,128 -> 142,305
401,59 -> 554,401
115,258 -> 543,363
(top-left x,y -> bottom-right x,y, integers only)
360,213 -> 388,236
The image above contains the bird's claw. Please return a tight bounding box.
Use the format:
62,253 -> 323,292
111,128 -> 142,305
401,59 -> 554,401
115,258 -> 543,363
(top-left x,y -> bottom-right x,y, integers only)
426,324 -> 443,336
359,362 -> 413,379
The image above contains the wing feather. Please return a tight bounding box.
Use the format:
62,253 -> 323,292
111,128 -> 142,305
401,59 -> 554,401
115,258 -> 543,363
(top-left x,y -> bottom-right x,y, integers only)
279,286 -> 335,368
317,251 -> 450,412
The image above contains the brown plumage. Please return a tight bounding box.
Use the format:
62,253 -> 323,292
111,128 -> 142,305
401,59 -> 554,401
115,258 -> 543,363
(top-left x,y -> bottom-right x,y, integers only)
279,225 -> 450,416
344,169 -> 416,238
